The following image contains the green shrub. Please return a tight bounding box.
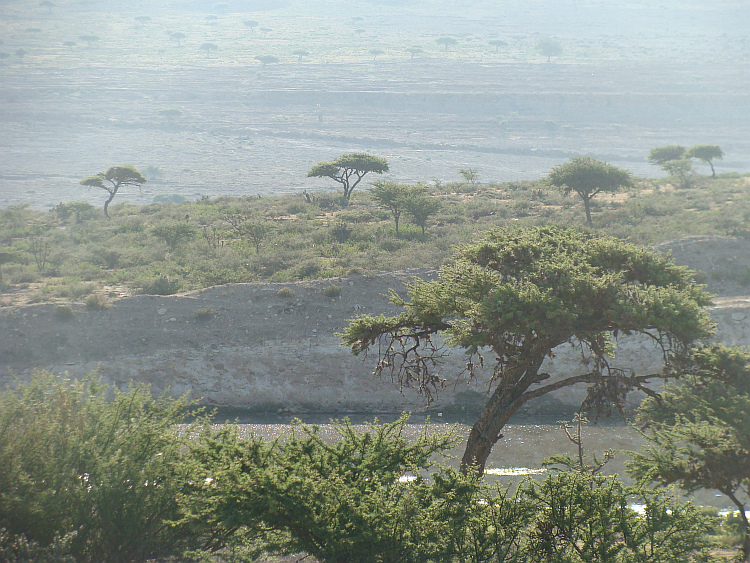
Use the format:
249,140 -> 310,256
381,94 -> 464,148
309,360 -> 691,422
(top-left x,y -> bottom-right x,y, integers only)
276,287 -> 296,298
84,293 -> 111,309
139,275 -> 181,295
0,371 -> 207,561
192,306 -> 214,320
54,304 -> 75,320
322,284 -> 342,298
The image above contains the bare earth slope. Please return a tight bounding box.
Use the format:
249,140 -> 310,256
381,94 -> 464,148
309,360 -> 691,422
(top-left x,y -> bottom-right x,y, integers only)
2,236 -> 750,415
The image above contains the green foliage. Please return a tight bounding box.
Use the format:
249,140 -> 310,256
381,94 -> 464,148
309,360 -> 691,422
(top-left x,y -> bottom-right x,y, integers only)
403,190 -> 442,235
80,164 -> 147,218
686,144 -> 724,177
648,145 -> 686,165
139,274 -> 181,295
534,36 -> 563,61
459,168 -> 479,185
84,293 -> 111,309
323,284 -> 342,298
4,173 -> 750,304
342,225 -> 714,474
151,221 -> 197,250
521,472 -> 719,562
307,152 -> 389,203
276,286 -> 296,298
547,156 -> 633,224
0,370 -> 206,561
54,303 -> 75,320
628,344 -> 750,558
180,414 -> 480,562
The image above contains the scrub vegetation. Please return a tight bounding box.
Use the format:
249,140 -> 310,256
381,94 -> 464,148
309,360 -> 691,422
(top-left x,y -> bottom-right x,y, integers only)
0,171 -> 748,305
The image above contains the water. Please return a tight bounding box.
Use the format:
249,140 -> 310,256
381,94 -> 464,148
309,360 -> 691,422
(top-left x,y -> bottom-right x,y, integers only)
195,412 -> 740,511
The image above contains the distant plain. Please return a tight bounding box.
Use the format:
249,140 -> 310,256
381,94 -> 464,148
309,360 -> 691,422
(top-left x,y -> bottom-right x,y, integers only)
0,0 -> 748,210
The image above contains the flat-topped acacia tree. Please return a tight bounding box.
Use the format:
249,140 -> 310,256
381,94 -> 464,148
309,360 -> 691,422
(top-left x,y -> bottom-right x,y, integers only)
547,156 -> 633,225
307,153 -> 389,204
80,165 -> 146,218
341,225 -> 713,475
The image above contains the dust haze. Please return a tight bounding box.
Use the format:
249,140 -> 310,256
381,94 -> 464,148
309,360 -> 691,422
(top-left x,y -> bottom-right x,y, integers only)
0,0 -> 747,209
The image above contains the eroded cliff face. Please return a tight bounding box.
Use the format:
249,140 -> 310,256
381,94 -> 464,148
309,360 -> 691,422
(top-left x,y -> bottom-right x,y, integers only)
2,237 -> 750,415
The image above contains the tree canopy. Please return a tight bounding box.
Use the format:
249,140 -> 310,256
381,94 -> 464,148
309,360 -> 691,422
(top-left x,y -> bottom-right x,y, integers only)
341,225 -> 713,474
686,144 -> 724,177
535,36 -> 562,61
647,145 -> 686,165
80,164 -> 146,218
546,156 -> 633,225
307,152 -> 389,203
647,145 -> 695,188
628,344 -> 750,559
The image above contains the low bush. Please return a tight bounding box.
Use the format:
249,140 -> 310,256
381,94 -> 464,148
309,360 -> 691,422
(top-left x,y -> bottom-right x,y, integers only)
0,371 -> 209,562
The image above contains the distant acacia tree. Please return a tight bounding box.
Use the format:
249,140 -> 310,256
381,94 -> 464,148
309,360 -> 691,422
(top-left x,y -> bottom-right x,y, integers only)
243,20 -> 259,32
370,49 -> 384,60
293,49 -> 309,62
648,145 -> 695,188
63,41 -> 76,49
200,43 -> 218,57
79,35 -> 99,47
159,108 -> 182,122
686,144 -> 724,177
459,168 -> 479,185
404,191 -> 441,235
355,28 -> 365,37
535,35 -> 562,62
547,156 -> 633,225
436,37 -> 457,51
80,165 -> 147,218
648,145 -> 686,165
405,46 -> 423,59
370,181 -> 409,235
40,0 -> 55,12
135,16 -> 151,25
255,55 -> 279,66
489,39 -> 508,53
307,153 -> 389,204
170,32 -> 185,46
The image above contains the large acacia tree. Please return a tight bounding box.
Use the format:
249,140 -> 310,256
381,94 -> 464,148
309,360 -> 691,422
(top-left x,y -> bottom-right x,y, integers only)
341,226 -> 713,475
547,156 -> 633,225
80,164 -> 146,218
307,153 -> 389,204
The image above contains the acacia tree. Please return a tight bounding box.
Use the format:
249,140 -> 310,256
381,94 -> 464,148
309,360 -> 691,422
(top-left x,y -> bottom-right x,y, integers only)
80,165 -> 147,218
489,39 -> 508,53
686,144 -> 724,177
370,181 -> 409,235
436,37 -> 457,51
404,191 -> 441,235
535,35 -> 562,62
628,344 -> 750,561
307,153 -> 389,204
405,46 -> 423,59
341,226 -> 713,475
647,145 -> 695,188
547,156 -> 633,225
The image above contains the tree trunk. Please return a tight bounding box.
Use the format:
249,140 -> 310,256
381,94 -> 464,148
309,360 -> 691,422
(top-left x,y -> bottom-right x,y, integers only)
727,490 -> 750,561
709,160 -> 716,177
103,191 -> 116,219
460,358 -> 545,475
583,195 -> 593,225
